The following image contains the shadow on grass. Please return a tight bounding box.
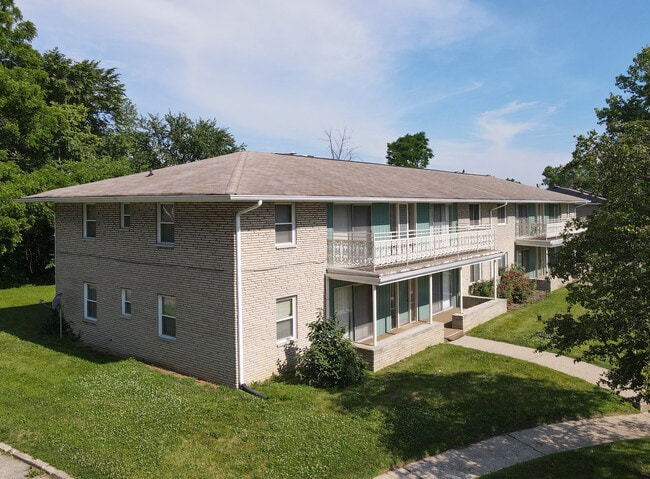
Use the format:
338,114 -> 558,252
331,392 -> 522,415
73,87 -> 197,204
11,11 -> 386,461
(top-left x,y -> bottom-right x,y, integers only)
338,368 -> 627,461
0,303 -> 119,364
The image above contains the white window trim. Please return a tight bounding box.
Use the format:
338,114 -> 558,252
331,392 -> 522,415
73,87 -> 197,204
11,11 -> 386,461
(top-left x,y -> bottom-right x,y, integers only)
497,205 -> 507,225
83,203 -> 96,239
158,294 -> 176,340
84,282 -> 97,321
470,263 -> 482,283
121,288 -> 132,318
157,203 -> 175,245
121,203 -> 131,229
276,296 -> 296,344
275,203 -> 296,247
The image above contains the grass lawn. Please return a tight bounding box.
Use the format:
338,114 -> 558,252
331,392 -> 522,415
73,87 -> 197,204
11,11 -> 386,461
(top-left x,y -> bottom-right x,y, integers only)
467,288 -> 611,368
0,285 -> 638,479
483,437 -> 650,479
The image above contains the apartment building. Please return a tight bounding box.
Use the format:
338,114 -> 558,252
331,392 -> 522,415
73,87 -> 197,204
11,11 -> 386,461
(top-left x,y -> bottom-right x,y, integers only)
21,151 -> 584,387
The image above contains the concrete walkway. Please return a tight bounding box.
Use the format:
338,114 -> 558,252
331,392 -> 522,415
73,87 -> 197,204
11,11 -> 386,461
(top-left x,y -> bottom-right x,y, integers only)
376,413 -> 650,479
0,442 -> 69,479
374,336 -> 650,478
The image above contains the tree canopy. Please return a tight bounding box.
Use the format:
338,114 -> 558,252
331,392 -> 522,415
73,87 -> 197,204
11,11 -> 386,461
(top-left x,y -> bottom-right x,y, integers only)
0,0 -> 243,285
539,46 -> 650,403
386,131 -> 433,169
542,46 -> 650,194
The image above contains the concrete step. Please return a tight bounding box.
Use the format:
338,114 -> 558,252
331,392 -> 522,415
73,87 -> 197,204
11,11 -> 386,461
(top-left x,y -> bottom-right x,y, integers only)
444,327 -> 464,342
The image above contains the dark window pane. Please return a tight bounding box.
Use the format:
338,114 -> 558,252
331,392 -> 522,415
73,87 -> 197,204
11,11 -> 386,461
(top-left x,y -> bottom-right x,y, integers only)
160,224 -> 174,243
162,316 -> 176,337
275,204 -> 292,224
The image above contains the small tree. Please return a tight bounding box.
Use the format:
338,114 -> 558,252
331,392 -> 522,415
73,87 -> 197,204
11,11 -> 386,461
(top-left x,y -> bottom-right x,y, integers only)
295,310 -> 366,388
497,266 -> 536,304
386,131 -> 433,168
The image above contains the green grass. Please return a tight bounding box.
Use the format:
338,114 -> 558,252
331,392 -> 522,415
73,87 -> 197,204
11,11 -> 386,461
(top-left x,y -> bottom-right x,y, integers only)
0,285 -> 637,479
467,288 -> 611,368
483,437 -> 650,479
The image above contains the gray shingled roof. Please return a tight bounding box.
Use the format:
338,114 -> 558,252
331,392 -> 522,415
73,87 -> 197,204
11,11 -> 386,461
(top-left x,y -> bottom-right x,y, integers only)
20,151 -> 582,204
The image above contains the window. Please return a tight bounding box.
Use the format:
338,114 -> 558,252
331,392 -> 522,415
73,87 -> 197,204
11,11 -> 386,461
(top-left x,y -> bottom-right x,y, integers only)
121,204 -> 131,228
83,204 -> 97,238
470,264 -> 482,283
121,288 -> 132,317
276,296 -> 296,343
498,253 -> 508,274
469,204 -> 481,226
84,283 -> 97,321
275,204 -> 295,246
158,204 -> 175,244
497,205 -> 507,225
158,295 -> 176,339
548,204 -> 561,221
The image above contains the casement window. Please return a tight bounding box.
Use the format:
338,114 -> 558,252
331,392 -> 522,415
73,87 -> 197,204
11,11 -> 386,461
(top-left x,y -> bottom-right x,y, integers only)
470,263 -> 482,283
121,204 -> 131,229
276,296 -> 296,343
497,205 -> 507,225
158,295 -> 176,339
158,203 -> 175,244
121,288 -> 132,317
275,204 -> 295,246
83,204 -> 97,238
84,283 -> 97,321
469,204 -> 481,226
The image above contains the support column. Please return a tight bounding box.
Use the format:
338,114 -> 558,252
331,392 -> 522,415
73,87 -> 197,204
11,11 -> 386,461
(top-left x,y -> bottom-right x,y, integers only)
372,284 -> 378,347
428,274 -> 433,324
458,268 -> 463,314
325,277 -> 330,318
493,259 -> 498,300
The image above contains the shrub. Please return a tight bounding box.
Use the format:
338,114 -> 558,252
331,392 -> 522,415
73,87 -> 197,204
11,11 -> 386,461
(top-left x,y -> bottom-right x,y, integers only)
497,265 -> 536,304
295,310 -> 366,388
469,279 -> 494,298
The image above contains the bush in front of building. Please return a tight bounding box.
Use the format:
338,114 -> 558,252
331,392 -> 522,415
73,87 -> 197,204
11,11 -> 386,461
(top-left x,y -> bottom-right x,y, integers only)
498,265 -> 536,304
469,279 -> 494,298
295,310 -> 366,388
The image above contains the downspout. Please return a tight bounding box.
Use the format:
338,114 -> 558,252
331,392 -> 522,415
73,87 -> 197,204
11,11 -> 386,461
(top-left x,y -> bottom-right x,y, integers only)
235,200 -> 268,399
489,202 -> 508,226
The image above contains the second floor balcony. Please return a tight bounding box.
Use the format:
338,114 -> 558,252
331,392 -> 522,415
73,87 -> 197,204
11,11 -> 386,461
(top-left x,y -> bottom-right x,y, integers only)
328,225 -> 495,270
515,219 -> 583,240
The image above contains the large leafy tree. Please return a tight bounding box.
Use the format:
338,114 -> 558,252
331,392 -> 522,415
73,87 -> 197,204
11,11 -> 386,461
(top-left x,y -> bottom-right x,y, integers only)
132,112 -> 243,171
542,46 -> 650,194
540,46 -> 650,403
386,131 -> 433,169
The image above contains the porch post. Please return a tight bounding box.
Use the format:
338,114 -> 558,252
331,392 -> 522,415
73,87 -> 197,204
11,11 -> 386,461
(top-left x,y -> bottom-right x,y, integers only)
493,259 -> 498,300
325,277 -> 330,318
428,274 -> 433,324
459,268 -> 464,314
372,284 -> 378,346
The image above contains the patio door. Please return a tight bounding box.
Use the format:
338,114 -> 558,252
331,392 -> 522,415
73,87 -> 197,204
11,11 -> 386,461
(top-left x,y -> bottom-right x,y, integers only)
442,270 -> 452,309
432,271 -> 454,313
334,286 -> 353,337
353,284 -> 373,341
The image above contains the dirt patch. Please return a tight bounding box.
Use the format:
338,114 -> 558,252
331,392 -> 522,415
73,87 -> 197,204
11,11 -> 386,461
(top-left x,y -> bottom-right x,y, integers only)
507,290 -> 548,311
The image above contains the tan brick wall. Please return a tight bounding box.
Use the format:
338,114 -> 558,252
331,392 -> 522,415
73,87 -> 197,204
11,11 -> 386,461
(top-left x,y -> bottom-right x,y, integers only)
238,202 -> 328,384
56,202 -> 240,386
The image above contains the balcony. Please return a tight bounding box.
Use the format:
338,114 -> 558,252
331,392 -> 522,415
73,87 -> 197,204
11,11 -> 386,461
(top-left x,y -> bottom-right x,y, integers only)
328,226 -> 495,270
515,219 -> 583,240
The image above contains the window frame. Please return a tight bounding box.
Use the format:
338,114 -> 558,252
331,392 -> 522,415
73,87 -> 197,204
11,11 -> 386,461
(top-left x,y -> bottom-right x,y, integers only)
469,204 -> 481,226
470,263 -> 482,283
83,203 -> 97,239
274,203 -> 296,247
157,203 -> 175,245
84,282 -> 97,321
121,288 -> 132,317
121,203 -> 131,229
158,294 -> 176,340
275,296 -> 296,344
496,205 -> 507,225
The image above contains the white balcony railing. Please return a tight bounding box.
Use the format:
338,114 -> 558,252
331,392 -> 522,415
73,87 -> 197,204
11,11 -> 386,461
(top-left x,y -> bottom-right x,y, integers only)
515,219 -> 582,239
328,226 -> 495,269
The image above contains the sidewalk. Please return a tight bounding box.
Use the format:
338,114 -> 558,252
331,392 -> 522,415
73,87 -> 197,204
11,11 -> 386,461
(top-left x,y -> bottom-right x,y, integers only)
374,336 -> 650,478
375,413 -> 650,479
0,442 -> 69,479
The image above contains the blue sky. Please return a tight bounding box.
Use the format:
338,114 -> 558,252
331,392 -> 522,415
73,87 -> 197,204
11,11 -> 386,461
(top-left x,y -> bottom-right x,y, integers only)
17,0 -> 650,185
